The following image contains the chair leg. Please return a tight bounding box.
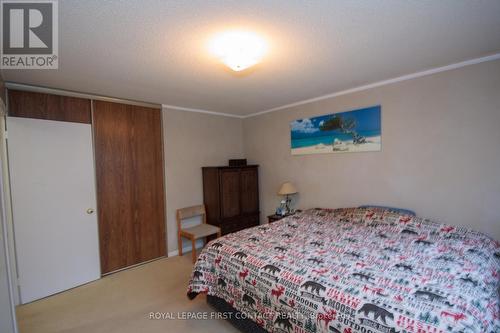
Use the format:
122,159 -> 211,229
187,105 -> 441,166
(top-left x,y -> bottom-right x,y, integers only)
178,233 -> 183,256
191,238 -> 197,264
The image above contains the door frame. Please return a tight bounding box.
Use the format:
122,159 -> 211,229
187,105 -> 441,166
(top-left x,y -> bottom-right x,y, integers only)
0,100 -> 18,332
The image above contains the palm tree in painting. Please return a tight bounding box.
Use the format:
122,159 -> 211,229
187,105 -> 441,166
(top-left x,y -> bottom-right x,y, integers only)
319,115 -> 366,145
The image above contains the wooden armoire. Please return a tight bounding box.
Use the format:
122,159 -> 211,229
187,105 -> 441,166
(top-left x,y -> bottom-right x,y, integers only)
202,165 -> 259,235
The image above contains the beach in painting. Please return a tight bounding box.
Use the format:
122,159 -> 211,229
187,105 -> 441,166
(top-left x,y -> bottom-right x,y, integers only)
290,106 -> 381,155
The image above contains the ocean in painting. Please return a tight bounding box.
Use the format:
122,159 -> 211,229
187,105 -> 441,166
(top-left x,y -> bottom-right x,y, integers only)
290,105 -> 381,155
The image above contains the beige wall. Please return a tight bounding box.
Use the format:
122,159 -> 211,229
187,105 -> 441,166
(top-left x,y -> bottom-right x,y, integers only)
243,59 -> 500,240
163,108 -> 244,253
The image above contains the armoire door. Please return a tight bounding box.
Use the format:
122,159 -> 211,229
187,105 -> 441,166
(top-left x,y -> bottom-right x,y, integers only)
7,117 -> 100,303
240,167 -> 259,214
93,101 -> 165,274
220,169 -> 241,219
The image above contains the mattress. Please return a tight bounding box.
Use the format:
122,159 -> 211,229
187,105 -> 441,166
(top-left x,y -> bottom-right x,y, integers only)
188,207 -> 500,333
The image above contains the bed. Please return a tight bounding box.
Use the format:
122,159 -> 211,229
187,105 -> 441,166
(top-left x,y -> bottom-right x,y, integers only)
187,207 -> 500,333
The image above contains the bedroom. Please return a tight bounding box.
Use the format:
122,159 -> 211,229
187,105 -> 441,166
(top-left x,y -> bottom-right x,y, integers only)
0,1 -> 499,333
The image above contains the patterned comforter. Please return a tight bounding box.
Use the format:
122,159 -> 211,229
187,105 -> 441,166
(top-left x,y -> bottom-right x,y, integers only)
187,208 -> 500,333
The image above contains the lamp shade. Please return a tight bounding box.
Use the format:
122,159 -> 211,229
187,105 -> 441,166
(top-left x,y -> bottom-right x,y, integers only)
278,182 -> 298,195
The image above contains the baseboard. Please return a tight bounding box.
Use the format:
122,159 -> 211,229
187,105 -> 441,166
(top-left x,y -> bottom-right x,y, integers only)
168,239 -> 204,257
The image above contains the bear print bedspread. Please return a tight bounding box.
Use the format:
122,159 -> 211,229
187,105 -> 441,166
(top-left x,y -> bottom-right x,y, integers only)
187,208 -> 500,333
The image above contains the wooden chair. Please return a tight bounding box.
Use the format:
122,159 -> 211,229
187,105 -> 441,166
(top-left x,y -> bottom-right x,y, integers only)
177,204 -> 221,263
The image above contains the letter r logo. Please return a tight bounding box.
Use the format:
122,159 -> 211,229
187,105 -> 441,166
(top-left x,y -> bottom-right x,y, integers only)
2,2 -> 53,54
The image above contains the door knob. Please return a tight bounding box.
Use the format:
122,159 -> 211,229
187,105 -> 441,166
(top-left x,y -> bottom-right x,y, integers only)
86,208 -> 95,214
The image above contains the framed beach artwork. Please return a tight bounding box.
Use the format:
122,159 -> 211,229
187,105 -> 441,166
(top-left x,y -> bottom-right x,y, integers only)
290,105 -> 381,155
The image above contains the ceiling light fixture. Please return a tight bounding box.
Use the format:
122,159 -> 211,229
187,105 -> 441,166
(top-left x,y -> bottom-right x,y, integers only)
208,30 -> 268,72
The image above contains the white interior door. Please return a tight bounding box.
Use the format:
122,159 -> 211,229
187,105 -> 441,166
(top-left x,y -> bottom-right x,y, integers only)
7,117 -> 100,304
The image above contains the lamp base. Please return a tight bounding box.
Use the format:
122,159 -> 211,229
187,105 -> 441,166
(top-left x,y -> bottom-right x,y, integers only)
285,195 -> 292,214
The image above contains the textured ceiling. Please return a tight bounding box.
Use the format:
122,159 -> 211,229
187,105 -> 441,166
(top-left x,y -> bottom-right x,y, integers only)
2,0 -> 500,116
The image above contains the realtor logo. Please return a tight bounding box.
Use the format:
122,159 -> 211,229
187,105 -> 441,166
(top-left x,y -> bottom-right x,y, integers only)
1,0 -> 58,69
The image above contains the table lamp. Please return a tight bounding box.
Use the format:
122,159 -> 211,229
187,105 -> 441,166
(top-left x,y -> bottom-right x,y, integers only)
278,182 -> 298,214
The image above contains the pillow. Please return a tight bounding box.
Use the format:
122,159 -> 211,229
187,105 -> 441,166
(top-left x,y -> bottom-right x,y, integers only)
358,205 -> 416,216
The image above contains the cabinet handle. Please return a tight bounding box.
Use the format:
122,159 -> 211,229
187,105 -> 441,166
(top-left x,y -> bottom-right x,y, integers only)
86,208 -> 95,215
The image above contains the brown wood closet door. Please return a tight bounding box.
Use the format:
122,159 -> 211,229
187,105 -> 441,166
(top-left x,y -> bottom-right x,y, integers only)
93,101 -> 165,274
220,169 -> 241,219
8,89 -> 91,123
240,167 -> 259,214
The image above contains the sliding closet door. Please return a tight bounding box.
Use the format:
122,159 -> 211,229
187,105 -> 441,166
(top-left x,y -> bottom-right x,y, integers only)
93,101 -> 165,274
7,117 -> 100,303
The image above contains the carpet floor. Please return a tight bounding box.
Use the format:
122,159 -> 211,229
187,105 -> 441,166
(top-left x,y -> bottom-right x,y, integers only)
16,254 -> 239,333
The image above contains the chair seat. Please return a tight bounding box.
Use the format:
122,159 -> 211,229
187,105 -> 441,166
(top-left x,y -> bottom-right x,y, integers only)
181,224 -> 220,239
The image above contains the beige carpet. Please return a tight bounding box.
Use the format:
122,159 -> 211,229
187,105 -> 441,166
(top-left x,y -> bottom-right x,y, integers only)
16,254 -> 239,333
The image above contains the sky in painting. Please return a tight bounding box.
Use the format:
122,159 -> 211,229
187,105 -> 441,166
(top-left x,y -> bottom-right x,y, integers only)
290,105 -> 381,139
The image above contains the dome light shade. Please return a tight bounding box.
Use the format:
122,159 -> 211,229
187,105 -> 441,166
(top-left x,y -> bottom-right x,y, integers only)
208,30 -> 268,71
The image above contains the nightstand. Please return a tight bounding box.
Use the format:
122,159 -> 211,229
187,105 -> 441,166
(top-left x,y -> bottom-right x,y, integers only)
267,210 -> 301,223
